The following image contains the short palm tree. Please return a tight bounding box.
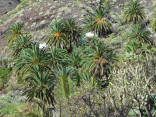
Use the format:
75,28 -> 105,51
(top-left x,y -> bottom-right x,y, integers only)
48,48 -> 69,68
15,44 -> 50,75
85,7 -> 112,37
150,8 -> 156,32
69,48 -> 83,69
7,23 -> 23,46
47,21 -> 66,48
23,65 -> 55,107
68,48 -> 83,86
54,66 -> 74,98
124,0 -> 145,24
128,24 -> 151,45
63,19 -> 82,52
11,35 -> 32,57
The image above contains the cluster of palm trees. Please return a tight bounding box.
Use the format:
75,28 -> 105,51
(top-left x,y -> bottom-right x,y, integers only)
123,1 -> 155,58
6,0 -> 155,116
7,19 -> 115,116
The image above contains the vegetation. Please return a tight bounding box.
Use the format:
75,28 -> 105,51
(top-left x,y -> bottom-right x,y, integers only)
124,0 -> 145,24
85,7 -> 112,37
150,7 -> 156,32
0,66 -> 12,88
0,0 -> 156,117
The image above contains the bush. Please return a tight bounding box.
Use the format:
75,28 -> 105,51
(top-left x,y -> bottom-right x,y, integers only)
0,67 -> 12,89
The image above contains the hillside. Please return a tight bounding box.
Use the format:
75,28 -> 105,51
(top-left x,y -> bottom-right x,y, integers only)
0,1 -> 156,116
0,0 -> 155,58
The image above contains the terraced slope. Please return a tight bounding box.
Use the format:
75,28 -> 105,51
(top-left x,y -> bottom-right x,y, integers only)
0,0 -> 155,58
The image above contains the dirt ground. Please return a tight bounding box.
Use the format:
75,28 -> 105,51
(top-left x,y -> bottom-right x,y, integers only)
0,0 -> 19,16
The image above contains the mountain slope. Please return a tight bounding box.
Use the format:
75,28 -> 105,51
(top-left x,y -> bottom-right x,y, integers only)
0,0 -> 155,58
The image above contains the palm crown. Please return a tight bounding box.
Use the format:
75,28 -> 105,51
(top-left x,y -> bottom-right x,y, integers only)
63,19 -> 82,52
47,21 -> 66,48
127,24 -> 151,45
124,0 -> 145,24
11,35 -> 32,57
7,23 -> 23,46
85,7 -> 112,37
81,37 -> 115,78
23,65 -> 55,106
15,44 -> 50,76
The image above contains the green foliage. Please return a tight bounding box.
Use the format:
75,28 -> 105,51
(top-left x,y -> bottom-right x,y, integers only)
23,65 -> 55,106
47,21 -> 66,48
7,23 -> 23,46
81,37 -> 115,78
47,19 -> 81,51
2,1 -> 156,116
48,48 -> 69,68
0,96 -> 41,117
11,35 -> 32,57
124,0 -> 145,24
63,19 -> 82,51
150,8 -> 156,32
14,44 -> 50,76
54,66 -> 74,98
85,7 -> 112,37
127,24 -> 151,45
0,67 -> 12,88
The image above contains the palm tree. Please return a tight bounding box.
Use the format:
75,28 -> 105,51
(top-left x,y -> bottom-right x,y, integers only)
47,21 -> 66,48
150,8 -> 156,32
7,23 -> 23,46
127,24 -> 151,45
48,48 -> 69,69
11,35 -> 32,57
124,0 -> 145,24
14,44 -> 50,76
63,19 -> 82,52
68,48 -> 83,86
85,7 -> 112,37
23,65 -> 55,108
81,37 -> 115,79
54,66 -> 74,98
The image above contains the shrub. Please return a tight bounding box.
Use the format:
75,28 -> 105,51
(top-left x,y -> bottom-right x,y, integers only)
124,0 -> 145,24
150,8 -> 156,32
0,67 -> 12,89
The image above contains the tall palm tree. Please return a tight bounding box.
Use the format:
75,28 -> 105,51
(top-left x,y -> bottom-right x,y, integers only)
127,24 -> 151,45
47,21 -> 66,49
23,65 -> 55,108
150,8 -> 156,32
85,7 -> 112,37
63,19 -> 82,52
7,23 -> 23,46
11,35 -> 32,57
14,44 -> 50,76
124,0 -> 145,24
54,66 -> 74,98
